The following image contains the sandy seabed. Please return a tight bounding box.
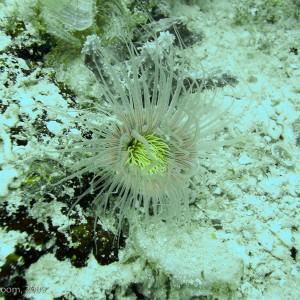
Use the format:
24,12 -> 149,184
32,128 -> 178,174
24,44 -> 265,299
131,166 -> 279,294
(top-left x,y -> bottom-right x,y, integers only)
0,0 -> 300,299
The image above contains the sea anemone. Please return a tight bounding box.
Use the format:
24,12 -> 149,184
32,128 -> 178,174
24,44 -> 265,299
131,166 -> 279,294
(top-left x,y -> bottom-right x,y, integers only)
54,32 -> 237,229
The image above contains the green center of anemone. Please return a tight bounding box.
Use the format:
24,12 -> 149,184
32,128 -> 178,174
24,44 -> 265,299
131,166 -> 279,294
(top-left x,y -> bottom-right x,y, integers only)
127,133 -> 170,174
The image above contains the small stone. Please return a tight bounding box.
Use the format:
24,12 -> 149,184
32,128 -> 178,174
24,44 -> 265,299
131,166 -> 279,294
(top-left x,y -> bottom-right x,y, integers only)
238,153 -> 252,165
46,121 -> 63,135
277,228 -> 293,247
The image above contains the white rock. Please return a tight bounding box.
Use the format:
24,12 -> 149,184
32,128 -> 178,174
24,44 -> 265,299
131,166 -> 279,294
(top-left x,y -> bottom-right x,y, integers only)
46,121 -> 63,135
238,153 -> 252,165
135,224 -> 243,288
277,228 -> 293,247
268,119 -> 282,140
0,168 -> 18,197
257,229 -> 274,251
0,32 -> 11,51
271,245 -> 288,260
